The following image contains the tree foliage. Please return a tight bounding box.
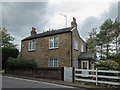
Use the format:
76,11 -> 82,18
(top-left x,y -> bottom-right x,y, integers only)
87,18 -> 120,70
86,28 -> 97,52
87,18 -> 120,60
100,18 -> 113,59
2,47 -> 19,69
2,27 -> 17,48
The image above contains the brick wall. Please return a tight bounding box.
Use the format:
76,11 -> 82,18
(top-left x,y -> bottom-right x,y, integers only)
6,67 -> 64,80
21,28 -> 87,68
21,32 -> 71,67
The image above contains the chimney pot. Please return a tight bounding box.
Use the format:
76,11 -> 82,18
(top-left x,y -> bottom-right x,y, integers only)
73,17 -> 76,22
71,17 -> 77,28
31,27 -> 37,36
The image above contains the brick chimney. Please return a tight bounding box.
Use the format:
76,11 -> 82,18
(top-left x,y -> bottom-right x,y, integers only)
71,17 -> 77,28
31,27 -> 37,36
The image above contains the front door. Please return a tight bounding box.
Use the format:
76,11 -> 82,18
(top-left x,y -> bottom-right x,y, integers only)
81,61 -> 89,77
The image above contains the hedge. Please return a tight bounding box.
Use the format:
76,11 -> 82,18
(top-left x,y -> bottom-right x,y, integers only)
6,57 -> 37,69
2,47 -> 19,69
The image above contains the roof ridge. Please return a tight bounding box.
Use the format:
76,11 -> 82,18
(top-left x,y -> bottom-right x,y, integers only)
38,27 -> 73,35
22,27 -> 73,41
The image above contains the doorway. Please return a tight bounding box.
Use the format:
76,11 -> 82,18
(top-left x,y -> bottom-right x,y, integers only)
81,61 -> 89,77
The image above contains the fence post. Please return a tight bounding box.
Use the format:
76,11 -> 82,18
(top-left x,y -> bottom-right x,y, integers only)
73,67 -> 75,82
96,68 -> 98,86
62,67 -> 64,81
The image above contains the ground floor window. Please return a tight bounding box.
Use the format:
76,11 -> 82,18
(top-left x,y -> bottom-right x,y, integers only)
92,61 -> 94,70
74,59 -> 78,69
49,59 -> 58,67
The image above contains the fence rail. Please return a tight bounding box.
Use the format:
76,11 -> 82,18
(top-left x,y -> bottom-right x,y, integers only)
75,68 -> 120,86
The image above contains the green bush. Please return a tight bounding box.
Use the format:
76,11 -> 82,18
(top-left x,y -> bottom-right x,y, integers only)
6,57 -> 37,69
95,59 -> 119,70
2,47 -> 19,69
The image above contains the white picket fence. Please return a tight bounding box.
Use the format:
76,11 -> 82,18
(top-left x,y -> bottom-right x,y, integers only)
75,68 -> 120,86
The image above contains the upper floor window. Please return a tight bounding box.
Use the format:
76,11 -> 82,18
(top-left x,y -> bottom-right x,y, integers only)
49,59 -> 58,67
81,43 -> 84,52
74,38 -> 78,50
28,40 -> 36,51
49,37 -> 58,49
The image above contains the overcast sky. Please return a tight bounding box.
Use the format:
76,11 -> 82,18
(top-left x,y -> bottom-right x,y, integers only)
2,0 -> 119,50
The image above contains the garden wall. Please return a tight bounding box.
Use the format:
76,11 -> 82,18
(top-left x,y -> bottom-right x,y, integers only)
6,67 -> 64,80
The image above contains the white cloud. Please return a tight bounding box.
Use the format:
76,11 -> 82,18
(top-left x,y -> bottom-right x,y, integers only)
2,1 -> 118,50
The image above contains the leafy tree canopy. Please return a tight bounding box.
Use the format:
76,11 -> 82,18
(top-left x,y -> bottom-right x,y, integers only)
2,27 -> 17,48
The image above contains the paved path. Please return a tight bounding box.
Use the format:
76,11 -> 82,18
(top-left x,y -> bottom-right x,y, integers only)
2,76 -> 85,89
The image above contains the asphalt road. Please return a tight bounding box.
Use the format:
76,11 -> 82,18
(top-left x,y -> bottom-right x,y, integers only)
2,76 -> 83,89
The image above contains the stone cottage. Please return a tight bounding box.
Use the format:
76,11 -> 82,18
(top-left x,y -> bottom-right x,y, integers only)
21,17 -> 95,70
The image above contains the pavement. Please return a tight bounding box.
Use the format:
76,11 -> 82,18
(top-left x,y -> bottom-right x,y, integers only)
2,74 -> 118,90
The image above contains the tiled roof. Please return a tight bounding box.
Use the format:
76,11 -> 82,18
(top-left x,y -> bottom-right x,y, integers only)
79,52 -> 96,60
22,27 -> 73,41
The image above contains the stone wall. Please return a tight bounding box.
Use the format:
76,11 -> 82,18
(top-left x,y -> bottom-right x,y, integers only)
21,32 -> 72,67
72,29 -> 86,67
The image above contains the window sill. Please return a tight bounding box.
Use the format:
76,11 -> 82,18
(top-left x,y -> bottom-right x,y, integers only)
49,47 -> 59,50
74,49 -> 78,51
28,49 -> 36,52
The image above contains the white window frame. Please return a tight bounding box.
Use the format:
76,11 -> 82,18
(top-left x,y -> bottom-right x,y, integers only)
92,61 -> 94,70
81,43 -> 84,52
49,59 -> 58,67
28,40 -> 36,51
49,37 -> 58,49
81,61 -> 89,70
74,38 -> 78,50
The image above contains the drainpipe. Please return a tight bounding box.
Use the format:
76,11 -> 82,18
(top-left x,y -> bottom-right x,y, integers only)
71,32 -> 73,67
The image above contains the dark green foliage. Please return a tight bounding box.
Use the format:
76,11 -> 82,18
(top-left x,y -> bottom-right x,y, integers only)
100,18 -> 113,59
86,28 -> 97,52
6,57 -> 37,69
87,18 -> 120,60
2,47 -> 19,69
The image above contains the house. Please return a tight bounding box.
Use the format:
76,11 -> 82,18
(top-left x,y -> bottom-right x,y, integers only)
21,17 -> 95,70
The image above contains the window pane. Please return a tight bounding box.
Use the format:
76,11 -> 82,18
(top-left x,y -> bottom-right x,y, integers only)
49,59 -> 53,67
75,60 -> 78,69
32,40 -> 35,49
54,37 -> 58,48
92,62 -> 94,70
54,59 -> 58,67
83,62 -> 87,69
75,38 -> 78,50
81,43 -> 83,52
50,38 -> 53,48
29,41 -> 32,50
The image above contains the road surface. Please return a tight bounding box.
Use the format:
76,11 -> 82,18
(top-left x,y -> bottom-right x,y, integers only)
2,76 -> 84,89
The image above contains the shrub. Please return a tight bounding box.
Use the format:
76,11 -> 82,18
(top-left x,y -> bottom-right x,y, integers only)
95,59 -> 119,70
6,57 -> 37,69
2,47 -> 19,69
